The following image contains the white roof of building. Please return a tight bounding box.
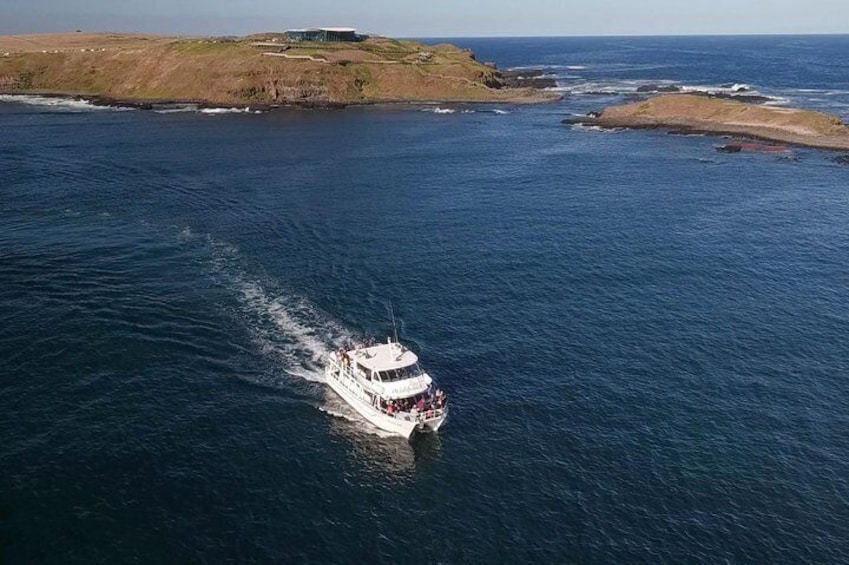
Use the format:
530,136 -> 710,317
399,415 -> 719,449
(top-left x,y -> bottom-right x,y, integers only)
350,341 -> 418,372
287,27 -> 356,33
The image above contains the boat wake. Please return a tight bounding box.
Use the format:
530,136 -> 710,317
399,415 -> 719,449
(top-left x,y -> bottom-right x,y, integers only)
236,281 -> 335,382
319,396 -> 399,439
202,237 -> 349,385
198,234 -> 406,439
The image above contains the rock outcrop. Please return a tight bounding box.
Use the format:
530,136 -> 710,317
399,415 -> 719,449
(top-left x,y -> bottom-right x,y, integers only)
569,94 -> 849,150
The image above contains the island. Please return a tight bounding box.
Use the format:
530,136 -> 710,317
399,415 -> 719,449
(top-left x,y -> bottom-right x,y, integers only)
0,32 -> 560,108
569,94 -> 849,151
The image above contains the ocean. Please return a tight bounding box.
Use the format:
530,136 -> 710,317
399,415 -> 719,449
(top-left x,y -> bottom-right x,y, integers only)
1,35 -> 848,563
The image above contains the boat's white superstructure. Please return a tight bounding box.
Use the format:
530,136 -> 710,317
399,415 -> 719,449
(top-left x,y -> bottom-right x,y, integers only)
324,338 -> 447,440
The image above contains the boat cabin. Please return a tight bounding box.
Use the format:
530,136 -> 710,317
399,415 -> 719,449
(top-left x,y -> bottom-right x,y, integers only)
347,341 -> 432,398
350,341 -> 418,378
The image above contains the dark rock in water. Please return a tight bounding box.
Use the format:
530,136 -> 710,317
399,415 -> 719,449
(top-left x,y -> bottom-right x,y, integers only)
499,69 -> 557,88
716,143 -> 743,153
86,95 -> 154,110
688,90 -> 774,104
500,69 -> 546,79
716,141 -> 790,154
498,68 -> 557,89
717,92 -> 773,104
835,154 -> 849,165
561,111 -> 602,125
637,84 -> 681,93
506,77 -> 558,88
298,100 -> 348,110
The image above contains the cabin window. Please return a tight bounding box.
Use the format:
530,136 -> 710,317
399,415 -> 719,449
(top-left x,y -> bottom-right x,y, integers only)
377,365 -> 421,382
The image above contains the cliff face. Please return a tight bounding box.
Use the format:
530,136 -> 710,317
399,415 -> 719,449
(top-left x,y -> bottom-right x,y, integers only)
579,94 -> 849,150
0,33 -> 557,106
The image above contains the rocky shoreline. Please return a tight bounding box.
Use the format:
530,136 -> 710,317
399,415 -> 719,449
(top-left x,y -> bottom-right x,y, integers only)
1,90 -> 560,112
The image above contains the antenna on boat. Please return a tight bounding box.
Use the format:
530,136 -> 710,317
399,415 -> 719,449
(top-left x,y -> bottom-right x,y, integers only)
389,303 -> 399,344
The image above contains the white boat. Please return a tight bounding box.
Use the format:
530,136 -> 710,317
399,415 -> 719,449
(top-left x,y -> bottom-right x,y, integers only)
324,337 -> 447,440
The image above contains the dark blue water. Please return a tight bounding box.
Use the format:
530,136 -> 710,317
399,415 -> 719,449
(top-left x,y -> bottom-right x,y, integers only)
2,36 -> 849,563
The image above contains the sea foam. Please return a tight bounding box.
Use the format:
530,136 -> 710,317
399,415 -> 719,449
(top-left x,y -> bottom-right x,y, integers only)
0,94 -> 130,111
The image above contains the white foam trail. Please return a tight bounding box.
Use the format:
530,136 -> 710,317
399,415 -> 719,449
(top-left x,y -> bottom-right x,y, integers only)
318,397 -> 399,439
205,237 -> 350,383
421,107 -> 456,114
680,83 -> 762,96
154,104 -> 200,114
492,109 -> 510,115
199,107 -> 261,115
198,235 -> 421,439
570,123 -> 622,133
0,94 -> 130,111
238,281 -> 336,370
549,79 -> 650,94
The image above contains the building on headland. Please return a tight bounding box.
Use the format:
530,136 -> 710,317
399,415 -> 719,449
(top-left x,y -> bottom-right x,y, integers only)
285,27 -> 363,42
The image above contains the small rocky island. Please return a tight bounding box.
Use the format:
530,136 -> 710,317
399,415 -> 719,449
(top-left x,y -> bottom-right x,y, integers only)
0,32 -> 560,108
569,94 -> 849,151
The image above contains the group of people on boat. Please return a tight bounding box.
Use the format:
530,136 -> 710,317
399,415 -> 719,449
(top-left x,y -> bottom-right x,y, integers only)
379,387 -> 447,419
336,338 -> 378,369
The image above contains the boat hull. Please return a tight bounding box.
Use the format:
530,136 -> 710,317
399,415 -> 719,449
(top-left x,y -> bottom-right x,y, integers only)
326,368 -> 418,439
325,360 -> 447,440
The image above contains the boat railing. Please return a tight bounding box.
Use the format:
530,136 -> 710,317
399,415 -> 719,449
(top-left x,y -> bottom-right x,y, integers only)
329,352 -> 446,422
385,405 -> 446,422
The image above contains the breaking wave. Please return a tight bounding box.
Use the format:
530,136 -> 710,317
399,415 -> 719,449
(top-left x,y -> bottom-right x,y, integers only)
549,78 -> 792,105
419,106 -> 479,115
199,107 -> 263,115
154,104 -> 200,114
0,94 -> 131,112
570,123 -> 622,133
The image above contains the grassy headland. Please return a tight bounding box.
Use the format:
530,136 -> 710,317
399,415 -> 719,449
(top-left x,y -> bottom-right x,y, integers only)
572,94 -> 849,151
0,32 -> 559,107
